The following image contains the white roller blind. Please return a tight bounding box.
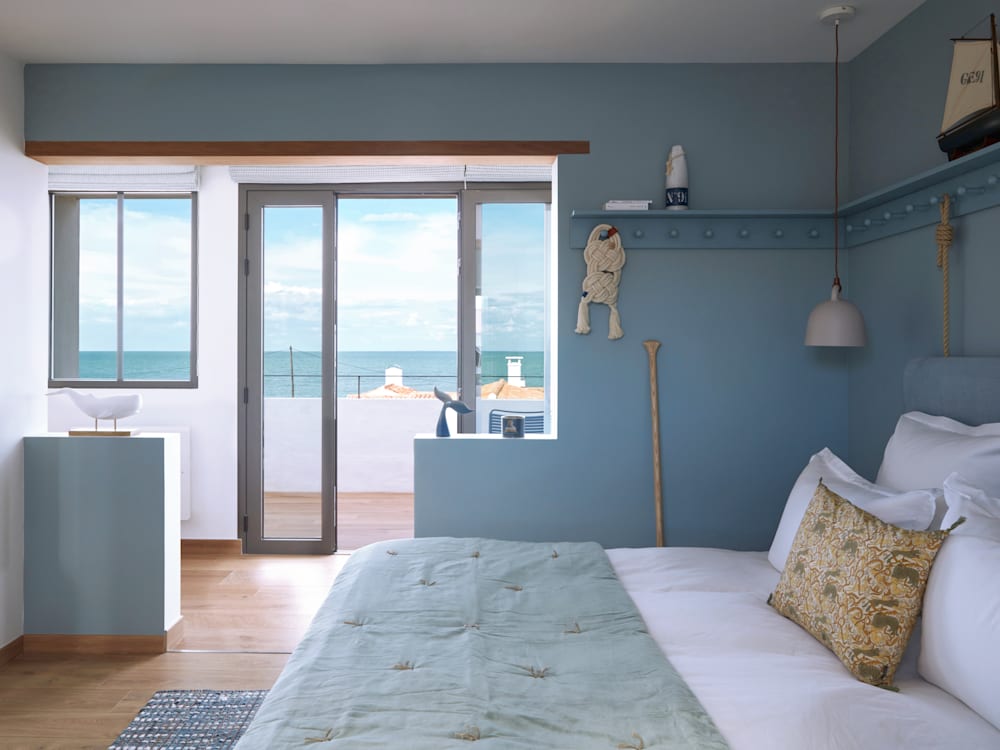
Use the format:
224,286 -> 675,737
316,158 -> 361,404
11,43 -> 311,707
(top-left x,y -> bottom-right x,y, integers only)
227,164 -> 551,184
48,166 -> 200,192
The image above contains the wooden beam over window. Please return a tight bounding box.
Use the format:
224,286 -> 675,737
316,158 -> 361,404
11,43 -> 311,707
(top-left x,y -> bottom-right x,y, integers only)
24,140 -> 590,165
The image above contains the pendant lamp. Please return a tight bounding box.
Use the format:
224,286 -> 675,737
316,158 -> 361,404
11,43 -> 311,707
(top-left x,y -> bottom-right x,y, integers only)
806,5 -> 867,347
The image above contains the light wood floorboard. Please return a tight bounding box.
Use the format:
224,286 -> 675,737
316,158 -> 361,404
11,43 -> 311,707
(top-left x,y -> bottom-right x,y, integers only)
174,548 -> 350,652
0,651 -> 287,749
176,491 -> 411,651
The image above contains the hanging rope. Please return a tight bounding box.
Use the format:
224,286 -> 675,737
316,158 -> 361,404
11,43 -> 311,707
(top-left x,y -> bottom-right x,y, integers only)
575,224 -> 626,339
935,194 -> 953,357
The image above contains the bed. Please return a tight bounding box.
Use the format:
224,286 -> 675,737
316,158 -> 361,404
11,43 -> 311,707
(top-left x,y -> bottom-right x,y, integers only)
236,357 -> 1000,749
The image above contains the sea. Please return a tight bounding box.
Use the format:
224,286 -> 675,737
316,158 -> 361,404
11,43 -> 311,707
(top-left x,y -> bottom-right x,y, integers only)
78,350 -> 544,398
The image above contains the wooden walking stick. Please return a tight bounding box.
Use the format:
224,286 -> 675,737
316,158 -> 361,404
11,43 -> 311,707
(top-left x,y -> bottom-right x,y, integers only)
643,340 -> 665,547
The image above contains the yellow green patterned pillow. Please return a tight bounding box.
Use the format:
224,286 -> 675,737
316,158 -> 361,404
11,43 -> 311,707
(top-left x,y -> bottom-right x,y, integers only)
769,481 -> 951,690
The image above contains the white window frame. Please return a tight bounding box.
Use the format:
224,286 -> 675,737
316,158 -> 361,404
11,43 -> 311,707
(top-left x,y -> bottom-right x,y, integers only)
457,187 -> 552,434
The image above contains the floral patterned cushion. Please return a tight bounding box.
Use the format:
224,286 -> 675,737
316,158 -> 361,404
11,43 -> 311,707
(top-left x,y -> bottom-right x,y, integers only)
769,481 -> 951,690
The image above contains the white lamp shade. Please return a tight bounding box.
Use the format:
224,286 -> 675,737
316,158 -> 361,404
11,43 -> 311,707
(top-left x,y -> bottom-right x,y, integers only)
805,284 -> 867,347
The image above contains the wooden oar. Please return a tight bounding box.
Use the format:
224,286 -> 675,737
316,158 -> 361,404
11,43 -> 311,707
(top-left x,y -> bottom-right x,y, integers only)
643,340 -> 665,547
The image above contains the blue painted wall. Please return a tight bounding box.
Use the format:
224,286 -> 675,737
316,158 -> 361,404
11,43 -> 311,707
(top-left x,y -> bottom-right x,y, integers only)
416,241 -> 849,548
25,64 -> 838,210
846,0 -> 1000,479
25,63 -> 852,549
848,0 -> 996,199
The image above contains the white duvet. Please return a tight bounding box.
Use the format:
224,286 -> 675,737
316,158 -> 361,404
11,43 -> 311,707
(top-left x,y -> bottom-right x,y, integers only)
607,547 -> 1000,750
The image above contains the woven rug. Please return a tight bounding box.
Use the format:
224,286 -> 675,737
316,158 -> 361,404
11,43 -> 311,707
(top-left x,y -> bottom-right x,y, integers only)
108,690 -> 267,750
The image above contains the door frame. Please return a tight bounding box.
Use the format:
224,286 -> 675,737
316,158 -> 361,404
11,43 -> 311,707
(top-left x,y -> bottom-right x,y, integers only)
237,182 -> 550,552
239,188 -> 337,554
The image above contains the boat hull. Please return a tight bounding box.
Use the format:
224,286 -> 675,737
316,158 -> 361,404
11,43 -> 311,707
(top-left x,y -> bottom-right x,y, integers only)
938,107 -> 1000,159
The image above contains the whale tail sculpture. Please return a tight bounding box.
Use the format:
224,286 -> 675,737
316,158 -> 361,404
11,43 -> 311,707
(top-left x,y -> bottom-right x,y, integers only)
47,388 -> 142,434
433,387 -> 473,437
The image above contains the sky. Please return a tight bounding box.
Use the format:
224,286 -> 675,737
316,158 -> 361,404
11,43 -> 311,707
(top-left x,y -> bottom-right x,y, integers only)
77,194 -> 547,354
78,197 -> 192,351
262,196 -> 547,353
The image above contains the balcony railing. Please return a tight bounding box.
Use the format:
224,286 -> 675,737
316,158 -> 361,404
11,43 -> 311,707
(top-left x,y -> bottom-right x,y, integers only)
263,347 -> 542,399
263,373 -> 544,398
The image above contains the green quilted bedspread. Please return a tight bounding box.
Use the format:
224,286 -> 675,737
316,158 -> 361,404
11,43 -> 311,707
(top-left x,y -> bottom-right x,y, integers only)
235,537 -> 728,749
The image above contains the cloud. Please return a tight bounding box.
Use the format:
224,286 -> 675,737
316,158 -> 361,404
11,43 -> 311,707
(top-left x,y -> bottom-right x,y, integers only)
360,212 -> 422,223
74,195 -> 546,355
75,198 -> 194,350
337,212 -> 457,277
478,292 -> 545,350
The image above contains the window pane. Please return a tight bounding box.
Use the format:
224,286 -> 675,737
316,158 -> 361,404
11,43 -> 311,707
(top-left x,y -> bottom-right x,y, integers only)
261,204 -> 324,540
337,197 -> 458,398
53,197 -> 118,380
476,202 -> 548,433
122,197 -> 192,380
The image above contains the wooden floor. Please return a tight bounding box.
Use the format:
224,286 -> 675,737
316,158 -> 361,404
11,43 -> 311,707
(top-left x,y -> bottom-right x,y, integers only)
263,491 -> 413,549
0,493 -> 414,747
174,546 -> 350,652
0,651 -> 288,749
178,491 -> 412,651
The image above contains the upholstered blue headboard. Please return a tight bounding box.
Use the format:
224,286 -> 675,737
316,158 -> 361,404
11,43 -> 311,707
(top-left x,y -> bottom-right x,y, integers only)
904,357 -> 1000,426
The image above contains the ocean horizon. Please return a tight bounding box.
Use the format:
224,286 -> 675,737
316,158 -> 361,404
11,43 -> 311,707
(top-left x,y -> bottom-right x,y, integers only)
78,350 -> 544,398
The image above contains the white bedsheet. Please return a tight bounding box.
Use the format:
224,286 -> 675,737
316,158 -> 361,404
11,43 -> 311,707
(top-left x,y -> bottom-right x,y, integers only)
607,547 -> 1000,750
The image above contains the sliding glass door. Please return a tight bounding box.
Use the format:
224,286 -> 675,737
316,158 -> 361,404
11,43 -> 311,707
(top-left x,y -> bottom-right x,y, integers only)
239,183 -> 550,554
242,190 -> 336,554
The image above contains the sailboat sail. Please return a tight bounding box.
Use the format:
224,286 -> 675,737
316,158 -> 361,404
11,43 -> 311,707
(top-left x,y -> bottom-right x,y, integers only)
941,39 -> 1000,134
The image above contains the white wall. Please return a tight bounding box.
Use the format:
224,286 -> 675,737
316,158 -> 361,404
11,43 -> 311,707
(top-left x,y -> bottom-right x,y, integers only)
47,166 -> 239,540
264,398 -> 442,493
263,397 -> 543,493
0,53 -> 48,649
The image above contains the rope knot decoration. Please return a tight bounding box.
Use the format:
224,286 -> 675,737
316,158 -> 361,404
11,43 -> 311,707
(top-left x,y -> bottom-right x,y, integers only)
575,223 -> 626,339
935,194 -> 953,357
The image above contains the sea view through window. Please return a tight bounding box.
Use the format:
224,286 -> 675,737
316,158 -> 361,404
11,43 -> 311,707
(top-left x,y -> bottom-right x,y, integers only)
76,349 -> 543,398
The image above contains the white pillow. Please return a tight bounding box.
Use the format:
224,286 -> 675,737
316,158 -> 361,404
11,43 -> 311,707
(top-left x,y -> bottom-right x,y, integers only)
877,412 -> 1000,527
920,474 -> 1000,730
767,448 -> 938,572
940,472 -> 1000,541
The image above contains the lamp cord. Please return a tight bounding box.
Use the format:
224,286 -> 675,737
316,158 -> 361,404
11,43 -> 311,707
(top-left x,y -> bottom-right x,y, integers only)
833,20 -> 841,291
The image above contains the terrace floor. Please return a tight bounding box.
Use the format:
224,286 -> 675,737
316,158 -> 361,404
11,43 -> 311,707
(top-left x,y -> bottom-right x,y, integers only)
262,491 -> 413,549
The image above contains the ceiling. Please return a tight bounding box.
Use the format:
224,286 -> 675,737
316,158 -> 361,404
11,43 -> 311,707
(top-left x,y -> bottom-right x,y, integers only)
0,0 -> 926,65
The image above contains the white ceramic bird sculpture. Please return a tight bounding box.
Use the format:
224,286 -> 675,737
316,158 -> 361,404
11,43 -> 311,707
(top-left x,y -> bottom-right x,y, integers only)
47,388 -> 142,432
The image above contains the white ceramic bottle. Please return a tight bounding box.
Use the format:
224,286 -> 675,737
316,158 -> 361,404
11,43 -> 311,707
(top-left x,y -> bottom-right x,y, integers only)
665,145 -> 688,210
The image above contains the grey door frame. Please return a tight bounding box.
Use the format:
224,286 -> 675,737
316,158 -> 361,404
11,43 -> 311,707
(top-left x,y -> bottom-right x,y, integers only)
237,182 -> 549,553
239,189 -> 337,554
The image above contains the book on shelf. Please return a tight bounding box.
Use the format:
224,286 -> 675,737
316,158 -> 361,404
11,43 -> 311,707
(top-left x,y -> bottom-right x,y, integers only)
603,200 -> 652,210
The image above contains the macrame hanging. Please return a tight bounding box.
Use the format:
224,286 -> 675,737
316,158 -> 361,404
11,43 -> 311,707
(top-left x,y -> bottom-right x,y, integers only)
935,194 -> 953,357
575,223 -> 626,340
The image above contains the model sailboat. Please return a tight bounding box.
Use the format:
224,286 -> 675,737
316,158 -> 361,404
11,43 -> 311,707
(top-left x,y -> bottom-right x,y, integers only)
939,14 -> 1000,160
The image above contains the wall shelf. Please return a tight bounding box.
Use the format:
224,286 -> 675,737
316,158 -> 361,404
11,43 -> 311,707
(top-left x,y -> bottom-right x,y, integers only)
569,209 -> 834,250
572,141 -> 1000,251
839,140 -> 1000,247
